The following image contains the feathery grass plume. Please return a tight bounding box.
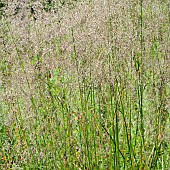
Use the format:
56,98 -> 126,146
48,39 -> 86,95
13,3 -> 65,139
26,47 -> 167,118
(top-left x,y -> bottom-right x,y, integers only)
0,0 -> 169,169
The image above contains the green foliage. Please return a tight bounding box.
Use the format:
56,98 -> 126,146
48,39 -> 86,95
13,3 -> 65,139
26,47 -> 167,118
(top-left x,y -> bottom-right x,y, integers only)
0,0 -> 6,18
43,0 -> 55,12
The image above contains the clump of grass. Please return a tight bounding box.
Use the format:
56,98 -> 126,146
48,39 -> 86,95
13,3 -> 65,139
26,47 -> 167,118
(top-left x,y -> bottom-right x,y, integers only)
0,0 -> 169,169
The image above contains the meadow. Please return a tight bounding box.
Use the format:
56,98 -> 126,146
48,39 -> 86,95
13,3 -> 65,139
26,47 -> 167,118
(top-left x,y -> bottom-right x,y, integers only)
0,0 -> 169,169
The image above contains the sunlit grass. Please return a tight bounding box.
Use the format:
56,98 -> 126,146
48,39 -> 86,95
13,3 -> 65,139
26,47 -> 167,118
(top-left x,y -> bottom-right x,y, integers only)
0,0 -> 169,169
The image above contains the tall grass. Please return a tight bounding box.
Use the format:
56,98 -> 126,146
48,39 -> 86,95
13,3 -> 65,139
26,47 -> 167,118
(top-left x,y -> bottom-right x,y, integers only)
0,0 -> 169,169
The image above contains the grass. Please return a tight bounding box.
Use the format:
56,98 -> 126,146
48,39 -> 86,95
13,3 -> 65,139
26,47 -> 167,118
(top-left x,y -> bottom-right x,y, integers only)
0,0 -> 170,169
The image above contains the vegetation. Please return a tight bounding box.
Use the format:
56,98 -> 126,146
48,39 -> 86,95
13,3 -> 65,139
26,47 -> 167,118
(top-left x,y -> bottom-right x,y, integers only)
0,0 -> 169,169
